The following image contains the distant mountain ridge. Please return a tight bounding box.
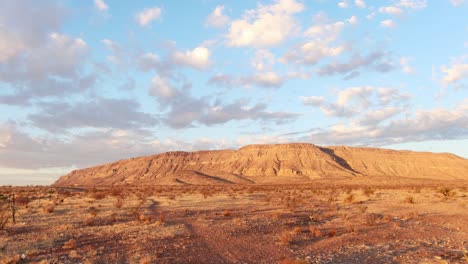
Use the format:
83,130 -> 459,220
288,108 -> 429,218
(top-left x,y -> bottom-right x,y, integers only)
53,143 -> 468,186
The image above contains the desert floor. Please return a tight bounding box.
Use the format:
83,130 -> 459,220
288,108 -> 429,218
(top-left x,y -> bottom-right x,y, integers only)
1,178 -> 467,263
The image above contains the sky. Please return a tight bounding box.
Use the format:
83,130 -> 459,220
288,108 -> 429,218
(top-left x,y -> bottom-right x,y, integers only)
0,0 -> 467,185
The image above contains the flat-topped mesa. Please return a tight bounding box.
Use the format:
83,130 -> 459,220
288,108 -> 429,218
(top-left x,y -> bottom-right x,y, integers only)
53,143 -> 468,186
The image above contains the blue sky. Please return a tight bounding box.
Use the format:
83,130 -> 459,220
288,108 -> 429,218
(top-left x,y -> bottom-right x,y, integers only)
0,0 -> 467,185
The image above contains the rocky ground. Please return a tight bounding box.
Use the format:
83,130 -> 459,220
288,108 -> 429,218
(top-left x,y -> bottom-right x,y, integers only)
1,180 -> 467,263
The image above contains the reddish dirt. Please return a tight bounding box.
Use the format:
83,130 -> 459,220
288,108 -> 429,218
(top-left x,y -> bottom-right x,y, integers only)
1,182 -> 467,263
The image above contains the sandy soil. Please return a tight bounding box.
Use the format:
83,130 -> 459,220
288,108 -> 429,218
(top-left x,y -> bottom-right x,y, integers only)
1,180 -> 467,263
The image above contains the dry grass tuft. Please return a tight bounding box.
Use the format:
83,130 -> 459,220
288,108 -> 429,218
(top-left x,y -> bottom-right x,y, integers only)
343,193 -> 355,204
222,210 -> 231,217
43,204 -> 55,214
404,196 -> 415,204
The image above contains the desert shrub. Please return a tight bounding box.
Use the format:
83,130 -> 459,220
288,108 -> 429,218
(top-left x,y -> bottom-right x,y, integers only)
279,231 -> 292,245
328,229 -> 337,237
43,204 -> 55,214
91,192 -> 106,200
404,196 -> 415,204
88,207 -> 98,217
114,197 -> 124,209
437,187 -> 455,197
343,194 -> 355,204
222,210 -> 231,217
85,216 -> 95,226
362,188 -> 375,197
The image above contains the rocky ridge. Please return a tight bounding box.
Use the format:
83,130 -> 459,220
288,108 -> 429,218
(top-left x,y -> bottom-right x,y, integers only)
53,143 -> 468,186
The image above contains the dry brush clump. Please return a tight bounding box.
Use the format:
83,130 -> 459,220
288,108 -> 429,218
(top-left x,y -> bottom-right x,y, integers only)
437,186 -> 455,198
43,203 -> 55,214
362,188 -> 375,197
343,193 -> 355,204
404,196 -> 415,204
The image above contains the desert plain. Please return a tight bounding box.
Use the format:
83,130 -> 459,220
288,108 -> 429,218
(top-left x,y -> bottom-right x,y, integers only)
1,144 -> 468,263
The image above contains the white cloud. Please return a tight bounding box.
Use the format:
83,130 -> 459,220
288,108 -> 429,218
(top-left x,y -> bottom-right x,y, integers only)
397,0 -> 427,9
0,26 -> 24,62
451,0 -> 465,6
248,72 -> 283,87
149,76 -> 179,101
381,19 -> 396,28
94,0 -> 108,11
379,6 -> 403,15
252,49 -> 276,71
366,12 -> 376,20
172,46 -> 212,70
206,5 -> 230,28
136,7 -> 162,26
441,62 -> 468,85
283,20 -> 347,65
225,0 -> 304,47
338,1 -> 349,8
355,0 -> 366,8
400,57 -> 414,74
347,15 -> 358,25
301,86 -> 410,118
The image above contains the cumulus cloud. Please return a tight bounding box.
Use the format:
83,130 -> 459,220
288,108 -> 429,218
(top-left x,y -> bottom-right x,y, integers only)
225,0 -> 304,47
94,0 -> 108,11
148,75 -> 298,128
347,16 -> 358,25
338,1 -> 349,8
305,102 -> 468,146
295,91 -> 468,147
283,19 -> 349,65
28,98 -> 158,132
252,49 -> 276,71
206,5 -> 230,28
0,123 -> 177,170
441,56 -> 468,86
379,6 -> 403,15
301,86 -> 410,118
317,51 -> 395,78
397,0 -> 427,9
172,46 -> 212,70
0,32 -> 92,105
400,57 -> 414,74
207,70 -> 309,89
0,1 -> 95,106
450,0 -> 465,6
355,0 -> 366,8
136,7 -> 162,26
381,19 -> 396,28
149,76 -> 180,102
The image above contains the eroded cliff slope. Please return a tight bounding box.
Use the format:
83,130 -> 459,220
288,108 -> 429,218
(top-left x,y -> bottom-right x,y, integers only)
53,143 -> 468,186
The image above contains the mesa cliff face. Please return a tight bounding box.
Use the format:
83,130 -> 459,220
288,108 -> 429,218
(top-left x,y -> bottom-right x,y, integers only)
53,143 -> 468,186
